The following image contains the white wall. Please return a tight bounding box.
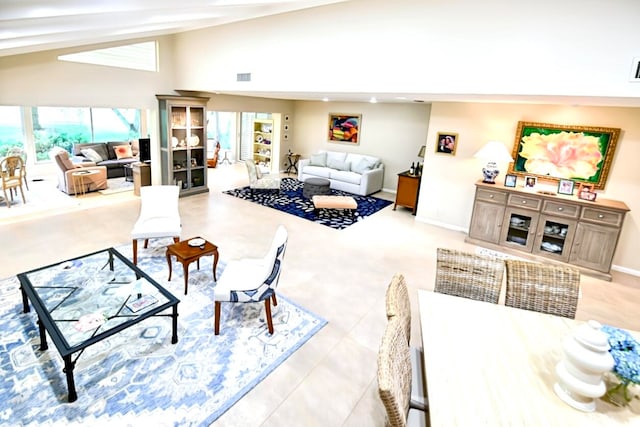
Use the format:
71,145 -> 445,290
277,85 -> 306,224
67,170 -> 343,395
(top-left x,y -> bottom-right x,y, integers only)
173,0 -> 640,101
0,36 -> 178,181
291,101 -> 431,191
0,36 -> 176,109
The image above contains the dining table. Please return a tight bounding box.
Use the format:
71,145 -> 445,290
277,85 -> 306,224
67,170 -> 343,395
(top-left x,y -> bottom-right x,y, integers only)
418,289 -> 640,426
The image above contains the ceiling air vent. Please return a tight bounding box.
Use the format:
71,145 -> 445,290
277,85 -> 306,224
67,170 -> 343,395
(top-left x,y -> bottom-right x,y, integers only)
237,73 -> 251,82
630,58 -> 640,82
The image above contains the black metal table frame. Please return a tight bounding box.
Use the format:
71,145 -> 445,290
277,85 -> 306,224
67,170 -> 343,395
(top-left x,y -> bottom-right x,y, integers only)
18,247 -> 180,403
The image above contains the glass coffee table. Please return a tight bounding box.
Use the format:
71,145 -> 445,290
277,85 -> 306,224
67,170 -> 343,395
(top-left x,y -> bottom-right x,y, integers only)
18,247 -> 180,402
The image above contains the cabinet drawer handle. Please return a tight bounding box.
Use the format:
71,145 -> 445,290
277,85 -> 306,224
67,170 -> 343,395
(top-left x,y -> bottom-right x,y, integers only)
557,207 -> 563,211
598,214 -> 604,219
522,200 -> 527,204
489,194 -> 494,198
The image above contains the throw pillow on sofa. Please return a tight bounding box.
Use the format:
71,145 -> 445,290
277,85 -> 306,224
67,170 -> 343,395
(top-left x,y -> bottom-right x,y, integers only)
327,158 -> 351,171
309,152 -> 327,167
351,157 -> 377,174
81,148 -> 103,163
114,145 -> 133,159
77,143 -> 110,161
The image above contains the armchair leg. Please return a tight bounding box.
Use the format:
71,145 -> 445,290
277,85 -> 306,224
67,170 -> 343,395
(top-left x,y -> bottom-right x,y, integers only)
272,294 -> 278,306
132,239 -> 138,265
144,239 -> 149,249
265,299 -> 274,334
214,301 -> 221,335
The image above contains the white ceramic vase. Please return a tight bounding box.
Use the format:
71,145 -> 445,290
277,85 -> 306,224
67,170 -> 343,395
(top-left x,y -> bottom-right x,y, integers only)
554,320 -> 615,412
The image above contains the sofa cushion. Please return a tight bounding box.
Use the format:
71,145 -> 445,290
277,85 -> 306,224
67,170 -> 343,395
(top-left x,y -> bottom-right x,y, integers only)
326,151 -> 347,165
310,152 -> 327,167
329,170 -> 362,185
113,144 -> 133,159
80,147 -> 104,163
304,165 -> 331,178
327,158 -> 351,172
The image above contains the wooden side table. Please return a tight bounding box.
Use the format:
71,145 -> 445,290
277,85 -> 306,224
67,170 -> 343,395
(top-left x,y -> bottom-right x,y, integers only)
166,237 -> 219,295
71,170 -> 100,196
393,171 -> 421,215
133,162 -> 151,196
285,153 -> 301,175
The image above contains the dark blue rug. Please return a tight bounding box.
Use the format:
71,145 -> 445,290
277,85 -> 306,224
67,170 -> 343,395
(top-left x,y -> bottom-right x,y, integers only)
223,178 -> 393,230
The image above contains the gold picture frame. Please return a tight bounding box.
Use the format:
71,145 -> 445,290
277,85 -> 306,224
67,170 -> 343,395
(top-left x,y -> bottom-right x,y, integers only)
509,121 -> 620,190
328,113 -> 361,144
435,132 -> 458,155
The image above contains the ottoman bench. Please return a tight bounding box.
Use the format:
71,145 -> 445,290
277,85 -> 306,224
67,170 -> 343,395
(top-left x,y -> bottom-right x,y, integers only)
303,177 -> 331,198
312,195 -> 358,216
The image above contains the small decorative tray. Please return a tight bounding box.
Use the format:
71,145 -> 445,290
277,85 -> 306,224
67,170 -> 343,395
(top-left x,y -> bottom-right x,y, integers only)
188,238 -> 205,247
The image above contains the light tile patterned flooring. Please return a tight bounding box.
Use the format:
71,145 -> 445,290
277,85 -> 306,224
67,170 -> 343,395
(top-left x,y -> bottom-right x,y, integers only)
1,163 -> 638,426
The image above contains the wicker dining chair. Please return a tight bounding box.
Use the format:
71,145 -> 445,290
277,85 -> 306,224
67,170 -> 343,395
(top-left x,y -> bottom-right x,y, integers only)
504,259 -> 580,319
385,273 -> 428,411
434,248 -> 505,304
377,317 -> 428,427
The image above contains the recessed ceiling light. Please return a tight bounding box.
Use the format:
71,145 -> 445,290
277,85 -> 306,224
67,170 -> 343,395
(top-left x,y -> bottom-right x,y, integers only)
369,97 -> 377,103
322,97 -> 329,102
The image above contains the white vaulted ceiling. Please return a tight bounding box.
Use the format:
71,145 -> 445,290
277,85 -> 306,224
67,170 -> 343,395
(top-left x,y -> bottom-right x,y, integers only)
0,0 -> 346,57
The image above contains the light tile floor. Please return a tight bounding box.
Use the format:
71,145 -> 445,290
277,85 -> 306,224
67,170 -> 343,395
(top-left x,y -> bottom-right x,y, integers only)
1,163 -> 638,426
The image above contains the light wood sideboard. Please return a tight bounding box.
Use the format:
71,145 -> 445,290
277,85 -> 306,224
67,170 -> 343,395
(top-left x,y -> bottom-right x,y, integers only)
465,180 -> 630,280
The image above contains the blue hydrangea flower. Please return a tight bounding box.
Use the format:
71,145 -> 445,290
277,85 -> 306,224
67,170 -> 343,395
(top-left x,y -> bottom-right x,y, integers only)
603,325 -> 640,385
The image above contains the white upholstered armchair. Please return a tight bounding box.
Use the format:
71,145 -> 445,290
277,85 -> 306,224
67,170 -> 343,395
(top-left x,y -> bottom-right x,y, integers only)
214,225 -> 288,335
245,159 -> 280,196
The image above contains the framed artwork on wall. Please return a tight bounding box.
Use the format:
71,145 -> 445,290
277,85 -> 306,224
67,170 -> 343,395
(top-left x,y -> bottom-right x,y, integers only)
328,113 -> 361,144
435,132 -> 457,155
509,121 -> 621,190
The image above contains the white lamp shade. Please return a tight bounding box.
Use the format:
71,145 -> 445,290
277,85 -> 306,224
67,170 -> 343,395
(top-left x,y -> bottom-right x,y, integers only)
473,141 -> 514,163
473,141 -> 514,184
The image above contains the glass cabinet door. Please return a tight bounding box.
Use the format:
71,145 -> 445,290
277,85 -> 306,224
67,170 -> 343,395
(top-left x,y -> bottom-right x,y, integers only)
501,207 -> 538,252
532,216 -> 577,262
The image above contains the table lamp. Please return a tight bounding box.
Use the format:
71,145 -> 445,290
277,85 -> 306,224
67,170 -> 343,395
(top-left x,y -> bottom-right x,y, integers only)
473,140 -> 514,184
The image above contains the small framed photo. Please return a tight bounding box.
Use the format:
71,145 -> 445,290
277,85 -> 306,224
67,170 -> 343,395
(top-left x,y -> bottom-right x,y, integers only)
524,176 -> 537,188
577,183 -> 597,201
504,174 -> 517,188
557,179 -> 575,195
435,132 -> 458,155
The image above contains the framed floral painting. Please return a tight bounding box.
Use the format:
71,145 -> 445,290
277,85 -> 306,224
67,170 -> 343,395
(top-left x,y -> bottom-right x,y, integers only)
508,121 -> 621,189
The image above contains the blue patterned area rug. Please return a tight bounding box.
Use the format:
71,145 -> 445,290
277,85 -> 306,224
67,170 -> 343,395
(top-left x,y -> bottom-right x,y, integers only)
0,240 -> 326,426
223,177 -> 393,230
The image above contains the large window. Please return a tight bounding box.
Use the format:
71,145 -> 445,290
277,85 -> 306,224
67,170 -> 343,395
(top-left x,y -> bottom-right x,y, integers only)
33,107 -> 92,160
0,105 -> 143,162
0,106 -> 24,157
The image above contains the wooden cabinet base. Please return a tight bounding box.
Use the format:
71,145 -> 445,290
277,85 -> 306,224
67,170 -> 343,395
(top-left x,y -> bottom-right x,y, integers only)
464,236 -> 613,281
466,180 -> 630,282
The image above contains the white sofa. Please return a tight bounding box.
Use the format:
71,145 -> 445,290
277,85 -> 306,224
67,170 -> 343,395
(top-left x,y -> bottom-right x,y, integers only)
297,150 -> 384,196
